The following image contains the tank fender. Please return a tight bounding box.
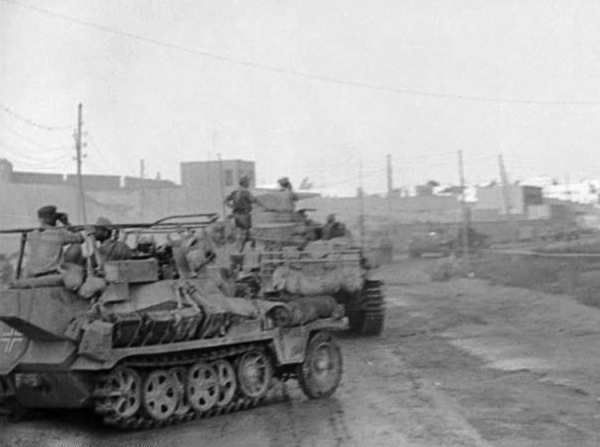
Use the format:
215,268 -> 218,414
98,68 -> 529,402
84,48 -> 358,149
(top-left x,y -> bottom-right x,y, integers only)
271,326 -> 310,365
14,340 -> 77,371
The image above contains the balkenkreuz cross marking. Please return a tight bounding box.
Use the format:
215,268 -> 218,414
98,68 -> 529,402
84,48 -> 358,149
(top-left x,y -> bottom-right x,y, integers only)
1,329 -> 24,354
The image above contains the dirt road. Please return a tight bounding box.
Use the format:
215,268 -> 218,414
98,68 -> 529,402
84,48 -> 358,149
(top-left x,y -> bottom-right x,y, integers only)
2,258 -> 600,446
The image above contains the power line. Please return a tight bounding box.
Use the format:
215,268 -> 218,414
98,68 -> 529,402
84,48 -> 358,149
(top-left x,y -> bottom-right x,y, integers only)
4,0 -> 600,107
0,120 -> 71,153
0,103 -> 71,131
0,140 -> 72,166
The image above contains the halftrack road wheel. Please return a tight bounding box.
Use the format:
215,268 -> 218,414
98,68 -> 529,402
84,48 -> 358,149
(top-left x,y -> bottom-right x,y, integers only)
100,367 -> 142,421
170,367 -> 191,417
212,359 -> 237,407
142,370 -> 178,422
186,361 -> 219,412
236,349 -> 273,399
298,331 -> 342,399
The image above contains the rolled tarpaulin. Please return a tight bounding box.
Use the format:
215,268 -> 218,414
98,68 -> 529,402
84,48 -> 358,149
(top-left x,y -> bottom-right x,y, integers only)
267,295 -> 340,327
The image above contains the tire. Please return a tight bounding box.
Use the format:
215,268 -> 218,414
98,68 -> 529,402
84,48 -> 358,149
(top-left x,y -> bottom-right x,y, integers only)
298,331 -> 342,399
347,280 -> 385,336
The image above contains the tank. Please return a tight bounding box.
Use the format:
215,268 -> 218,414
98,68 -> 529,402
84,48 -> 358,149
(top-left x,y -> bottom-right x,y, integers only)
0,215 -> 344,428
231,195 -> 385,336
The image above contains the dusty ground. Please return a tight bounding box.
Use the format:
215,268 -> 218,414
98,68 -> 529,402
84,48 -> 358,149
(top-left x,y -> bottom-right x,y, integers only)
2,257 -> 600,447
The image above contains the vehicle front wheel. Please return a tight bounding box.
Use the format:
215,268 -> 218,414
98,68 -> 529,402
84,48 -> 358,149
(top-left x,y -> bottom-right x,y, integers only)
298,331 -> 342,399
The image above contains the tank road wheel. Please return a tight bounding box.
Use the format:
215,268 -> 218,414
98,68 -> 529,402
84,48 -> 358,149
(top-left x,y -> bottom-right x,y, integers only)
236,349 -> 273,399
170,367 -> 191,417
186,361 -> 219,412
101,367 -> 142,420
142,370 -> 178,422
348,280 -> 385,336
298,331 -> 342,399
212,359 -> 237,407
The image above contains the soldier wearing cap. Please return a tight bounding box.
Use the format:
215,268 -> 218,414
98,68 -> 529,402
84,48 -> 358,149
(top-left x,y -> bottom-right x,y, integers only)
93,217 -> 132,266
24,205 -> 84,277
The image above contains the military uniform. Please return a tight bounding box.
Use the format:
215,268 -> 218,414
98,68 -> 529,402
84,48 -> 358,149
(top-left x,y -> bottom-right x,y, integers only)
25,225 -> 83,277
225,188 -> 255,230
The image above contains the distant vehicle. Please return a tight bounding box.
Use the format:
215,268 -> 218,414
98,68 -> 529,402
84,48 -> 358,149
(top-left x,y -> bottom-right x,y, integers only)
408,227 -> 490,258
408,229 -> 455,258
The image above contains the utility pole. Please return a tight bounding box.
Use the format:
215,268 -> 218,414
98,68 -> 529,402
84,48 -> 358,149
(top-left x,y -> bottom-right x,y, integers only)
458,150 -> 469,259
386,154 -> 393,196
74,103 -> 87,224
358,157 -> 365,249
140,159 -> 145,178
498,154 -> 517,245
217,152 -> 226,219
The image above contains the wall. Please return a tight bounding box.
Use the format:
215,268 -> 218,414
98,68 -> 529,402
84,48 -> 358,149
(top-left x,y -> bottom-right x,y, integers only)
476,185 -> 543,215
65,174 -> 121,190
11,172 -> 64,185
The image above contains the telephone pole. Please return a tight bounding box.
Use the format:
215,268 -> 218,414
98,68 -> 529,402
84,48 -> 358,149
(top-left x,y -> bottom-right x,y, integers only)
74,103 -> 87,224
458,150 -> 469,258
140,159 -> 145,178
386,154 -> 393,196
498,154 -> 517,245
357,156 -> 366,249
217,152 -> 226,219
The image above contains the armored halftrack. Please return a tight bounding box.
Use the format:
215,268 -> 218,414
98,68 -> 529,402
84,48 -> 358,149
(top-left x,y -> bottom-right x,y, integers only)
0,214 -> 344,428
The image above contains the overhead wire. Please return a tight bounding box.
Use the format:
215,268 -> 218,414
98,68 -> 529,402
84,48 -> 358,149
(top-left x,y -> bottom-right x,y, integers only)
0,120 -> 72,153
4,0 -> 600,107
0,103 -> 72,131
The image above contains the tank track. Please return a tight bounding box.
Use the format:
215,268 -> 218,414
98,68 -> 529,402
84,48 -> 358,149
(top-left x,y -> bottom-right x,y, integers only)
93,342 -> 285,429
348,280 -> 385,336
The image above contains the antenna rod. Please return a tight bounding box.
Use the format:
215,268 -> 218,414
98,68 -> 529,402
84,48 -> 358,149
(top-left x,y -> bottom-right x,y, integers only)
75,103 -> 87,224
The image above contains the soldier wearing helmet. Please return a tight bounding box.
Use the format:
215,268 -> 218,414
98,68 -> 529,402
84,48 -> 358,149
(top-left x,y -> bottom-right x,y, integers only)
224,174 -> 259,250
93,217 -> 132,266
277,176 -> 299,212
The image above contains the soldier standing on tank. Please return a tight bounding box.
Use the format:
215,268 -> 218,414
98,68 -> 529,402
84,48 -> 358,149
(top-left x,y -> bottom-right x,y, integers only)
224,174 -> 258,252
277,177 -> 299,212
24,205 -> 84,278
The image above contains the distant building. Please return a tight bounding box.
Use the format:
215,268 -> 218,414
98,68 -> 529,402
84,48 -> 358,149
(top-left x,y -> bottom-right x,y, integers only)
476,184 -> 543,216
180,160 -> 255,197
523,176 -> 600,205
0,157 -> 258,235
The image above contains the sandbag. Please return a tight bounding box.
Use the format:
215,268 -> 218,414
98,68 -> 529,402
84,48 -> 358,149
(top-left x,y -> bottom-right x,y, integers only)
61,263 -> 84,291
79,276 -> 107,299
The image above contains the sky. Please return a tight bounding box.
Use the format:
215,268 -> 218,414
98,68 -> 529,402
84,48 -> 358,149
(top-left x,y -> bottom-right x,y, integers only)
1,0 -> 600,196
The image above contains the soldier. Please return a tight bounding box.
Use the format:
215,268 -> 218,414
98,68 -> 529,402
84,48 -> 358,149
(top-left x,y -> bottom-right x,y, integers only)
277,177 -> 299,212
322,214 -> 346,240
24,205 -> 84,278
224,174 -> 258,251
93,217 -> 132,266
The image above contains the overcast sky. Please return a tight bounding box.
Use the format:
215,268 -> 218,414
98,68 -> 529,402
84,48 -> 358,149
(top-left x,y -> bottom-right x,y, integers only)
1,0 -> 600,196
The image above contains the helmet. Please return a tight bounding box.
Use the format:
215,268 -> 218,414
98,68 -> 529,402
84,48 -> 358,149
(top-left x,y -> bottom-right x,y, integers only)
239,175 -> 250,187
277,177 -> 291,189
